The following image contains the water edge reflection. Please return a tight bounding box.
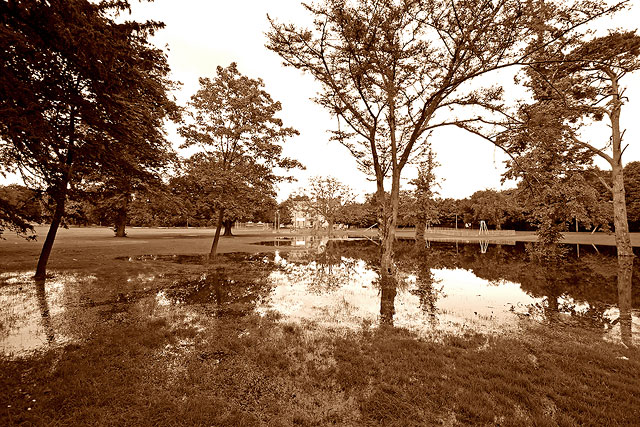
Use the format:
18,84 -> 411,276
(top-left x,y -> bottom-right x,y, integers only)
252,240 -> 638,346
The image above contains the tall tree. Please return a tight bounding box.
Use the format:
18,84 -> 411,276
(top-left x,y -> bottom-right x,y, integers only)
267,0 -> 618,276
178,63 -> 301,258
302,176 -> 352,234
0,0 -> 178,278
501,30 -> 639,258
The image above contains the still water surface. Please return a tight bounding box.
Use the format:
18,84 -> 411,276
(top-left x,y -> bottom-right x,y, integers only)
1,239 -> 638,358
253,239 -> 638,345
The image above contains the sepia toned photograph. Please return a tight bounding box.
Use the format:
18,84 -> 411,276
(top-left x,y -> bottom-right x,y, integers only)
1,0 -> 639,425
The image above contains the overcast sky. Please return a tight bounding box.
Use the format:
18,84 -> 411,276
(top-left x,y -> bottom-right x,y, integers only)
5,0 -> 640,202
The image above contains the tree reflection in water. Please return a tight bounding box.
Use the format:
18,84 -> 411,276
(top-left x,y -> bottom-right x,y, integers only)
158,257 -> 278,317
286,239 -> 638,342
378,274 -> 397,326
279,238 -> 363,295
35,278 -> 55,343
405,240 -> 637,344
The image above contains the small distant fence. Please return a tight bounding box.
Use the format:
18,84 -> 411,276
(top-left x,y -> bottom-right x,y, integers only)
425,226 -> 516,236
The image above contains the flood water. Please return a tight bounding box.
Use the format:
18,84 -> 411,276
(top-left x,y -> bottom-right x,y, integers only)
254,239 -> 639,346
1,239 -> 638,358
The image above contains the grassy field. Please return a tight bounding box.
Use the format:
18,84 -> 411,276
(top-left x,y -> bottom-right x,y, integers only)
1,227 -> 639,426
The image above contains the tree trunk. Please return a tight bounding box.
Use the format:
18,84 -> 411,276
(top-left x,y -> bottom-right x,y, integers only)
607,70 -> 633,261
114,206 -> 127,237
35,191 -> 66,279
377,188 -> 393,276
35,110 -> 75,279
209,209 -> 225,260
327,218 -> 334,237
611,164 -> 633,258
380,171 -> 401,276
415,216 -> 426,246
222,219 -> 234,236
606,76 -> 635,345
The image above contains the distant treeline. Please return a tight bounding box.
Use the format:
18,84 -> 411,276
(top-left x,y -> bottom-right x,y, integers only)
2,162 -> 640,232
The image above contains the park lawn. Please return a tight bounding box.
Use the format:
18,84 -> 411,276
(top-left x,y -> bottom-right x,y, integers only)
1,227 -> 639,426
1,292 -> 638,425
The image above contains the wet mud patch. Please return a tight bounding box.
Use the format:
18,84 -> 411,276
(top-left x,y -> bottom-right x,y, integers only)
115,252 -> 275,265
116,254 -> 209,264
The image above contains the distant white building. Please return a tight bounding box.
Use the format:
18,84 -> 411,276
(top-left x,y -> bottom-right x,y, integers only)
291,200 -> 313,228
290,199 -> 328,229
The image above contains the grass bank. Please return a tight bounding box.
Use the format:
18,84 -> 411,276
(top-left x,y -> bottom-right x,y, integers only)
1,254 -> 638,426
1,311 -> 638,426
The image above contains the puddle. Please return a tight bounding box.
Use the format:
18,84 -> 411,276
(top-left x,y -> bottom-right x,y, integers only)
0,272 -> 93,358
252,241 -> 639,345
254,252 -> 545,337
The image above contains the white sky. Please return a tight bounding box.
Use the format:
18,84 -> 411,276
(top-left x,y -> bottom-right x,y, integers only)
4,0 -> 640,202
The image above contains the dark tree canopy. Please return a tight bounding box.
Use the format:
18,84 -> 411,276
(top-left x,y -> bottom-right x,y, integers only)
0,0 -> 178,188
0,0 -> 178,277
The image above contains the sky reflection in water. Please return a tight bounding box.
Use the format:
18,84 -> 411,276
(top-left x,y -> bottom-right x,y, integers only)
255,239 -> 639,346
257,251 -> 543,338
0,272 -> 82,357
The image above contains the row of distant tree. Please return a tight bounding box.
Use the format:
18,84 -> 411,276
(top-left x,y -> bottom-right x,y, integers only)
284,169 -> 640,233
5,160 -> 639,233
0,176 -> 278,230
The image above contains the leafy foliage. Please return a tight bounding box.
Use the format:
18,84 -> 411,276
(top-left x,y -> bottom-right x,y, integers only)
0,0 -> 178,275
0,0 -> 178,194
300,176 -> 352,230
174,154 -> 278,228
178,63 -> 301,254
